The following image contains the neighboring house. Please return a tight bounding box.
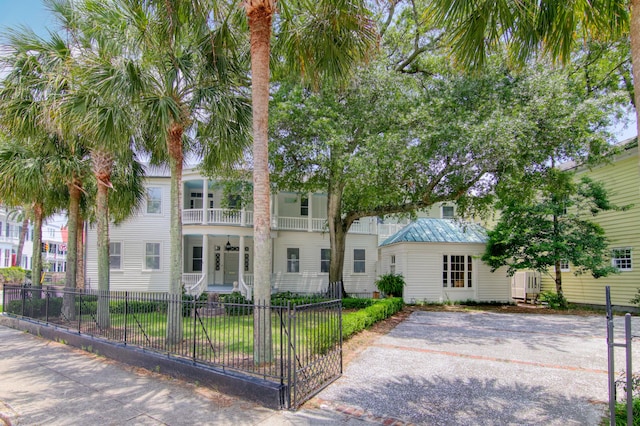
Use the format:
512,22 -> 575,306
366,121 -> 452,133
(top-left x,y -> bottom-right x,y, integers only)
541,139 -> 640,308
85,166 -> 415,295
378,218 -> 511,304
0,206 -> 34,270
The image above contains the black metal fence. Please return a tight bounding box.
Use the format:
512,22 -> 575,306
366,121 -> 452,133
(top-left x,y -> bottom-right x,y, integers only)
1,284 -> 343,409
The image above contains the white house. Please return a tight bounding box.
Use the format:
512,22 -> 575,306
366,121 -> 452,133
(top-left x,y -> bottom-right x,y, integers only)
378,218 -> 511,304
85,166 -> 406,296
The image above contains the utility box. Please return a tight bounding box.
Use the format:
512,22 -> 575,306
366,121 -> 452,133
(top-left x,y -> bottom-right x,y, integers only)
511,271 -> 541,303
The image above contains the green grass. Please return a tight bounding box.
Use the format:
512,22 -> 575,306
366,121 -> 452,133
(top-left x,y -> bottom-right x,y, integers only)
614,398 -> 640,425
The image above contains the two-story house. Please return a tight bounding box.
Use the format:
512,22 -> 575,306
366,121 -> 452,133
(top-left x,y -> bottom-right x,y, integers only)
85,166 -> 408,295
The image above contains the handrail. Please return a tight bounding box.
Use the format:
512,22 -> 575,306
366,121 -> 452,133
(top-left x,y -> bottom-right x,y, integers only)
238,277 -> 252,301
184,274 -> 206,298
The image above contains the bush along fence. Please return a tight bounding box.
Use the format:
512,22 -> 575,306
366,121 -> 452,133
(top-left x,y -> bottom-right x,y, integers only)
1,283 -> 343,409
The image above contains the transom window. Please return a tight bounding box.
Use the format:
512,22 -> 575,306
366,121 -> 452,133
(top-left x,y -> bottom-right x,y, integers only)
146,187 -> 162,214
145,242 -> 161,270
612,248 -> 632,271
443,255 -> 473,288
353,249 -> 366,273
287,248 -> 300,273
109,242 -> 122,270
320,248 -> 330,273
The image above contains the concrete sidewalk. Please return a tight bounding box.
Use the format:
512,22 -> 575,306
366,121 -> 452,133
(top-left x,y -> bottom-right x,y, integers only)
0,326 -> 370,425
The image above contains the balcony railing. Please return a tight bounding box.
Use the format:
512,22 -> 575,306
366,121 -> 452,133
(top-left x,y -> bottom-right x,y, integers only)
182,208 -> 389,236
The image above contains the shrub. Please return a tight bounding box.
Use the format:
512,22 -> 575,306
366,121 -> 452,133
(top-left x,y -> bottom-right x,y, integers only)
0,267 -> 27,285
342,297 -> 374,309
375,273 -> 406,297
6,296 -> 62,318
342,297 -> 404,339
220,292 -> 254,316
271,292 -> 326,307
540,291 -> 568,309
630,288 -> 640,307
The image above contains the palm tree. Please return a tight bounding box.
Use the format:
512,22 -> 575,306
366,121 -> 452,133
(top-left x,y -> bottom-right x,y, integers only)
75,0 -> 252,344
241,0 -> 377,362
0,138 -> 67,291
428,0 -> 637,138
7,206 -> 31,269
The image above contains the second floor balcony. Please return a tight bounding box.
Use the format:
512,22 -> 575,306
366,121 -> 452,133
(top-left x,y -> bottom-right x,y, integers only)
182,207 -> 404,237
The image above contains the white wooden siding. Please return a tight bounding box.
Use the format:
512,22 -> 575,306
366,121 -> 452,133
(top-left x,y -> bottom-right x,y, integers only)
380,242 -> 511,303
85,177 -> 171,292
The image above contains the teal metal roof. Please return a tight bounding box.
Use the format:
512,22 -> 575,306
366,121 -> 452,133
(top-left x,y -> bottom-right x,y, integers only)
380,218 -> 488,246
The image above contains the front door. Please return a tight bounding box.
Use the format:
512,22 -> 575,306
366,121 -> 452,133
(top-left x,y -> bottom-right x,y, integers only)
224,253 -> 238,285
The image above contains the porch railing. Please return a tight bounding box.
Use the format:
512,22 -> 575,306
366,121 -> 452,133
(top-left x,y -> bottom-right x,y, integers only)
2,283 -> 343,409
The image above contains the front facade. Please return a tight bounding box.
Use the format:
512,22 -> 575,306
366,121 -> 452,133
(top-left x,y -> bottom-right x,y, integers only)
379,219 -> 511,304
541,141 -> 640,307
85,167 -> 408,295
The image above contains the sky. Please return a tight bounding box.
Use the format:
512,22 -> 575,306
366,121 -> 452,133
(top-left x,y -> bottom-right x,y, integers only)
0,0 -> 637,142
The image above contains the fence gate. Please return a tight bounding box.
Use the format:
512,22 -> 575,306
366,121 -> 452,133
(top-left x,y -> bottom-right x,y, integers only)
287,300 -> 343,409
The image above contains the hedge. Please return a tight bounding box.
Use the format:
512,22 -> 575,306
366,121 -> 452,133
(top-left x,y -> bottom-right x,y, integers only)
342,297 -> 404,339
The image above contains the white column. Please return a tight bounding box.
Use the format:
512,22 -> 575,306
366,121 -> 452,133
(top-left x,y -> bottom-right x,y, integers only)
202,178 -> 208,225
307,192 -> 313,232
202,234 -> 208,287
272,194 -> 279,228
238,235 -> 245,285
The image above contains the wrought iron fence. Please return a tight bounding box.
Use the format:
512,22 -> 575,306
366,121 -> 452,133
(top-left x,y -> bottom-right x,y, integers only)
1,284 -> 343,408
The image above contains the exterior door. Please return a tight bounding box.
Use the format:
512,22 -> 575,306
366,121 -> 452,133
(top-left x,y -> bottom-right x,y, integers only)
224,253 -> 238,285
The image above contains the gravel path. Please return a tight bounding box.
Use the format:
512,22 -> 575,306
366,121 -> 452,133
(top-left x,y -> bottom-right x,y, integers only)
316,311 -> 640,425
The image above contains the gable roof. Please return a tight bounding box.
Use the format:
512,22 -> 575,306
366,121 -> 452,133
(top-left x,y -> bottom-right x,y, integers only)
380,218 -> 488,246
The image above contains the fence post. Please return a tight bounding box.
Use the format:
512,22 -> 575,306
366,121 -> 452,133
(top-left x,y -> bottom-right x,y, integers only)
606,286 -> 616,425
123,292 -> 128,345
192,297 -> 197,363
625,313 -> 633,425
45,287 -> 49,323
78,291 -> 82,333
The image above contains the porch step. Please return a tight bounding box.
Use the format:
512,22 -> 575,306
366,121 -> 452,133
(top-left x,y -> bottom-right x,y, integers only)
206,285 -> 235,294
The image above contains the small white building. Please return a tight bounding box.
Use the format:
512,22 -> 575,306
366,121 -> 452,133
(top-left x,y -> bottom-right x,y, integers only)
378,218 -> 511,304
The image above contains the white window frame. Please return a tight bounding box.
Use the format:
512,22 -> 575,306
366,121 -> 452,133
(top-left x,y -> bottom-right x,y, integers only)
143,242 -> 162,271
146,187 -> 163,215
353,249 -> 366,273
190,192 -> 203,209
301,197 -> 309,217
560,260 -> 570,272
110,242 -> 123,271
441,205 -> 455,219
390,254 -> 396,274
320,248 -> 330,273
287,248 -> 300,273
611,247 -> 632,271
442,254 -> 473,288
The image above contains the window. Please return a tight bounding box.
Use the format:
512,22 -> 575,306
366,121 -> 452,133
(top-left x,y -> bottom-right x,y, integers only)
442,255 -> 473,288
301,197 -> 309,216
612,248 -> 632,271
353,249 -> 366,273
287,248 -> 300,273
190,192 -> 203,209
145,242 -> 161,270
390,255 -> 396,274
192,246 -> 203,272
146,187 -> 162,214
560,260 -> 570,272
227,194 -> 241,210
320,248 -> 330,273
442,205 -> 455,219
208,193 -> 214,209
110,242 -> 122,270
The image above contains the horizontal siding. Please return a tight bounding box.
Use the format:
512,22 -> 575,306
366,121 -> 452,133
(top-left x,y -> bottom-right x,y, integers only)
542,149 -> 640,307
272,231 -> 378,294
85,178 -> 171,292
382,242 -> 511,303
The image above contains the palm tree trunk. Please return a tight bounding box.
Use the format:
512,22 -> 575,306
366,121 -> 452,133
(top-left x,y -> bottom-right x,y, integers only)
166,123 -> 184,345
246,0 -> 275,364
32,203 -> 44,290
62,179 -> 81,321
96,175 -> 111,329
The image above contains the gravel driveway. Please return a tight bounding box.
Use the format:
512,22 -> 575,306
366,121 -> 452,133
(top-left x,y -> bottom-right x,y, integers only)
315,310 -> 640,425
